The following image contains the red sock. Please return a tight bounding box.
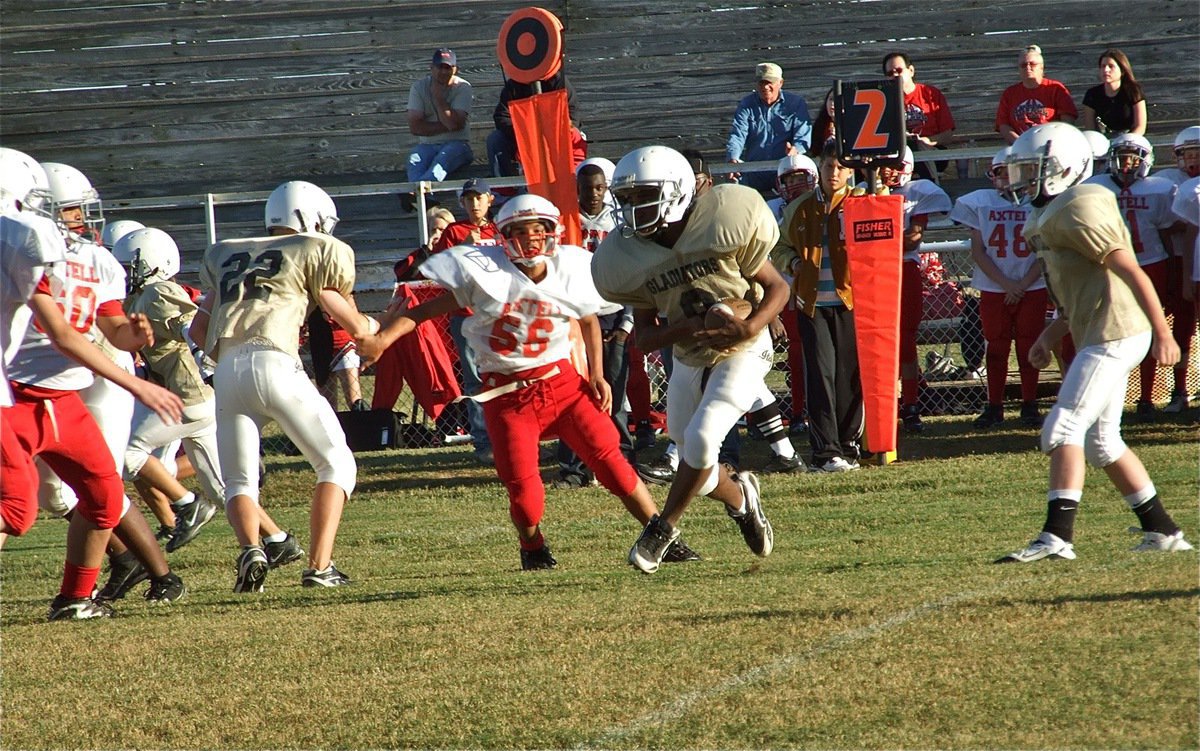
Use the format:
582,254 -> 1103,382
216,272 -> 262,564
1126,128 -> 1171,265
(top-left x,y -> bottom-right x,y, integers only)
61,562 -> 100,599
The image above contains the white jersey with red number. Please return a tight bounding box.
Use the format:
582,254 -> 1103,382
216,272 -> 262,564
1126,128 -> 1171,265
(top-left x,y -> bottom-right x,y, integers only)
1171,176 -> 1200,281
1083,174 -> 1177,265
949,188 -> 1044,293
7,236 -> 127,392
420,243 -> 605,376
1,210 -> 67,406
895,179 -> 952,261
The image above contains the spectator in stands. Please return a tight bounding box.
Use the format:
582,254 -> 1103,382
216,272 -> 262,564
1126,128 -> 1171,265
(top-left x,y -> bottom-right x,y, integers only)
433,178 -> 499,252
431,178 -> 499,464
726,62 -> 812,192
883,52 -> 956,181
772,139 -> 863,472
809,87 -> 836,158
486,71 -> 584,178
1080,49 -> 1147,136
406,48 -> 473,194
394,206 -> 455,283
995,45 -> 1077,144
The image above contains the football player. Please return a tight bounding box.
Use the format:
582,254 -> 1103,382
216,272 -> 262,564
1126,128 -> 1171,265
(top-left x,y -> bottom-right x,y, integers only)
192,180 -> 373,592
356,194 -> 697,570
1084,133 -> 1191,414
591,145 -> 788,573
875,146 -> 954,433
768,153 -> 818,221
116,227 -> 303,569
1,152 -> 184,619
1152,125 -> 1200,186
997,122 -> 1191,562
949,147 -> 1047,428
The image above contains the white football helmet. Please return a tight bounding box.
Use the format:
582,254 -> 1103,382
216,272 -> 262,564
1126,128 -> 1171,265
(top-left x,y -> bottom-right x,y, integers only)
264,180 -> 339,234
0,148 -> 52,215
775,154 -> 818,201
610,145 -> 695,237
576,156 -> 616,184
495,194 -> 560,266
880,145 -> 915,189
1081,130 -> 1110,175
1107,133 -> 1154,187
1174,125 -> 1200,178
988,146 -> 1014,195
101,219 -> 145,249
1006,122 -> 1093,205
42,162 -> 104,236
113,227 -> 180,291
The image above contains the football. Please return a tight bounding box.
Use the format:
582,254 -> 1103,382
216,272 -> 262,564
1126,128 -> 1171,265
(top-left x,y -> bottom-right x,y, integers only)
703,298 -> 753,329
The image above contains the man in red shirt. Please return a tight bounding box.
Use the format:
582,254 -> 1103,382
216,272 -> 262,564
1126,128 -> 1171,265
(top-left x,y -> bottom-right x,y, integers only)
883,52 -> 956,181
995,44 -> 1077,144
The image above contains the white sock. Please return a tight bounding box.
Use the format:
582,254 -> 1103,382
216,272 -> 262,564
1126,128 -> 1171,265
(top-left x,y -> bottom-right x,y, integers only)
770,438 -> 796,459
171,491 -> 196,510
262,531 -> 288,544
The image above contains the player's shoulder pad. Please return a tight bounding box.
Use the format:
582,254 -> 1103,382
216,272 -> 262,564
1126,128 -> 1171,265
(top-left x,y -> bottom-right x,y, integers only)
701,183 -> 780,253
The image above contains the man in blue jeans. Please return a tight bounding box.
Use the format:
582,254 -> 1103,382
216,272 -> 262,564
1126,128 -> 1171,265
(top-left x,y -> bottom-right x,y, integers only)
406,48 -> 474,187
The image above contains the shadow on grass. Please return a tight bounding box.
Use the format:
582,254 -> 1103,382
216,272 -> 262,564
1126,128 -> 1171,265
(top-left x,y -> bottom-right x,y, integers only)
1000,588 -> 1199,608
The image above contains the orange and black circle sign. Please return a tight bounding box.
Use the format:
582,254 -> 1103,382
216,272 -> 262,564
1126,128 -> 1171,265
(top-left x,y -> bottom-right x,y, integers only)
497,7 -> 563,84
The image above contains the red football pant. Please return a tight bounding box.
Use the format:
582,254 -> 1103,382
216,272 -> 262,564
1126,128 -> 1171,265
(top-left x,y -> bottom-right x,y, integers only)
900,260 -> 924,406
1140,257 -> 1195,399
979,288 -> 1048,405
483,360 -> 639,533
1,386 -> 123,534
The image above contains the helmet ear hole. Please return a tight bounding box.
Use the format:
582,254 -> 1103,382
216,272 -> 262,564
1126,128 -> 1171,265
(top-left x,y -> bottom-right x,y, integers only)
611,146 -> 697,236
265,181 -> 339,234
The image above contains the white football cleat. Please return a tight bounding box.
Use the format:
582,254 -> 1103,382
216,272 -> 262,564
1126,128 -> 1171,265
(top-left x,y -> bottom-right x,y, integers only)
1129,528 -> 1194,552
995,531 -> 1076,563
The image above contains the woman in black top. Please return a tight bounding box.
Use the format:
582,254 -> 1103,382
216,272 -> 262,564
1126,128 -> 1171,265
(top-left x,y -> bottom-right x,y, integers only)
1081,48 -> 1146,136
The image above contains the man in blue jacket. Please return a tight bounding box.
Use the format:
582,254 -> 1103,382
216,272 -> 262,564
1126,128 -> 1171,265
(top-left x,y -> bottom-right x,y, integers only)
726,62 -> 812,192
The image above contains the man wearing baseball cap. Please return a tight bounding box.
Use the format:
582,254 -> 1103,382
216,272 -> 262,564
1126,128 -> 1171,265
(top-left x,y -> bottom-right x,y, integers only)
725,61 -> 813,192
406,48 -> 474,193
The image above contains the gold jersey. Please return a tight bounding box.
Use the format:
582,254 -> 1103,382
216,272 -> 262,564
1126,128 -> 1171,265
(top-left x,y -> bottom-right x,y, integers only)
1025,184 -> 1149,348
591,183 -> 778,367
125,279 -> 212,405
200,232 -> 355,362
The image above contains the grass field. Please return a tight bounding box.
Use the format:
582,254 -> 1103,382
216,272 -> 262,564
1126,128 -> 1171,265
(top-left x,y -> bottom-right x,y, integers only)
2,410 -> 1197,749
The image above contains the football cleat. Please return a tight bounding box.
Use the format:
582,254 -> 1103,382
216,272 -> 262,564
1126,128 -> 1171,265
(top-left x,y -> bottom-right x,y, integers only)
48,595 -> 114,621
974,404 -> 1005,429
233,546 -> 269,593
95,554 -> 149,601
166,497 -> 218,553
1129,528 -> 1193,552
995,531 -> 1076,563
264,532 -> 305,570
519,545 -> 558,571
144,572 -> 186,604
301,563 -> 352,587
728,472 -> 773,557
628,515 -> 680,574
759,453 -> 807,474
662,536 -> 702,563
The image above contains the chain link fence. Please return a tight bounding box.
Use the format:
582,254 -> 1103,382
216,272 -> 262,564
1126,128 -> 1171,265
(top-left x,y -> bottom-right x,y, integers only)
265,246 -> 1198,455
